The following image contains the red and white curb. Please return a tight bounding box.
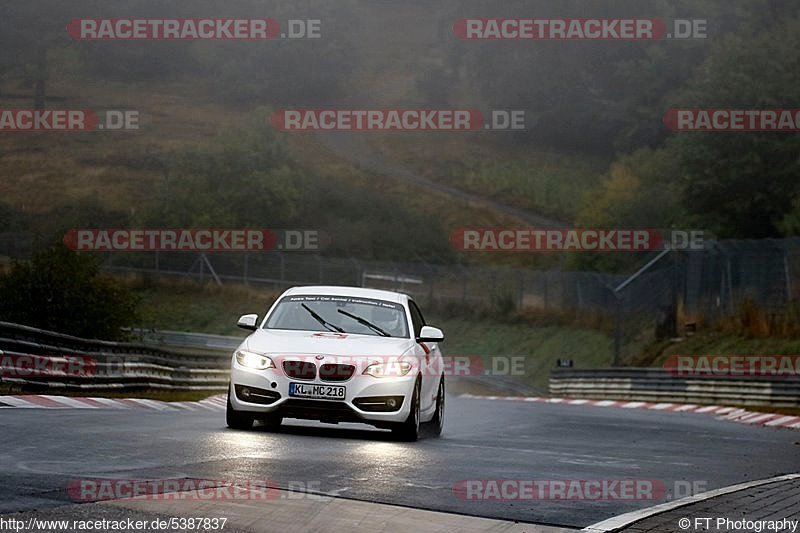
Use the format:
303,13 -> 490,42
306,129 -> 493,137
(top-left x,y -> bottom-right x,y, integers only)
459,394 -> 800,430
0,394 -> 226,411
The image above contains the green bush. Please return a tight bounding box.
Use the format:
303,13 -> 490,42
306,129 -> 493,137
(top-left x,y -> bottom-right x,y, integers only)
0,242 -> 139,340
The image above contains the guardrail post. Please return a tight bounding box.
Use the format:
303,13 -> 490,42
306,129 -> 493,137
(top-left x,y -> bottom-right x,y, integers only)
613,296 -> 622,366
350,257 -> 361,287
543,272 -> 549,310
784,251 -> 792,301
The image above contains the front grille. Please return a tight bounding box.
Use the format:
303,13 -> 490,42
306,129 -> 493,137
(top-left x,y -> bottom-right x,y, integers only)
282,360 -> 316,380
319,363 -> 355,382
276,399 -> 362,423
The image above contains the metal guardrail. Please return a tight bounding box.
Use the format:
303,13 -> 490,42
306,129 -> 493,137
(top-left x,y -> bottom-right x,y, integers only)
133,329 -> 243,352
549,368 -> 800,407
0,322 -> 234,391
6,319 -> 794,406
0,321 -> 541,396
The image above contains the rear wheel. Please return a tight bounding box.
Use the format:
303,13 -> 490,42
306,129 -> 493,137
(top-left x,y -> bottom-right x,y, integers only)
392,378 -> 420,441
226,386 -> 254,430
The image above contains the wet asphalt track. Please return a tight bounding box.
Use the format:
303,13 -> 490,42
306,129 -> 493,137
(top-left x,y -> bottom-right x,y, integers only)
2,394 -> 799,528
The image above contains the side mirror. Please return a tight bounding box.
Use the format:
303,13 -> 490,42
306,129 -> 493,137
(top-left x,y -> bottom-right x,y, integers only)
237,314 -> 259,331
417,325 -> 444,343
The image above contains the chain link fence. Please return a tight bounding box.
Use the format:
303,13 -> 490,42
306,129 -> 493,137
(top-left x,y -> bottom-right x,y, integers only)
2,233 -> 799,365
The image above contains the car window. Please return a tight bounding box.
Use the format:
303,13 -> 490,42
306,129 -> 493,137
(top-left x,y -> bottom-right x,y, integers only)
264,294 -> 410,338
408,300 -> 425,337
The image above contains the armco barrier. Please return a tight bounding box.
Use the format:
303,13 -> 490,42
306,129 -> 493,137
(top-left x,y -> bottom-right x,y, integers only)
0,322 -> 541,396
549,368 -> 800,408
0,321 -> 236,391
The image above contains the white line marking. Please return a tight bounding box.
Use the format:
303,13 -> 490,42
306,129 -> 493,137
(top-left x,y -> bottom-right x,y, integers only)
694,405 -> 720,413
724,412 -> 751,420
86,397 -> 131,409
40,395 -> 98,409
741,413 -> 779,424
736,412 -> 768,422
764,415 -> 798,427
594,400 -> 617,407
453,394 -> 799,431
122,398 -> 171,411
649,403 -> 674,410
582,473 -> 800,533
621,402 -> 645,409
0,396 -> 40,408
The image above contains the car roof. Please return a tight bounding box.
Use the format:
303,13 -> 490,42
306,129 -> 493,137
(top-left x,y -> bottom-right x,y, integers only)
280,285 -> 409,304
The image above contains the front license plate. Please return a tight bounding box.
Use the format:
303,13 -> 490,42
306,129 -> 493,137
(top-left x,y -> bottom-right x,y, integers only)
289,382 -> 346,400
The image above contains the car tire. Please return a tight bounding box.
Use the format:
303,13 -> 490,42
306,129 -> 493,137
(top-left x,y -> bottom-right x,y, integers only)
392,378 -> 421,442
424,376 -> 445,438
226,386 -> 254,430
259,414 -> 283,431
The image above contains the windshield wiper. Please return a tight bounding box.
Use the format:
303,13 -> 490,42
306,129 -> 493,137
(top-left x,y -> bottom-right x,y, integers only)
337,309 -> 390,337
301,303 -> 345,333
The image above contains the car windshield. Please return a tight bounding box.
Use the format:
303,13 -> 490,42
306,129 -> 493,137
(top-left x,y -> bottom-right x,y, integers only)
264,295 -> 409,338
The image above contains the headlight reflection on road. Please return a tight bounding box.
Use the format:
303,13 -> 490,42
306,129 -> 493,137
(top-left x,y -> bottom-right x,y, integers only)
353,442 -> 415,472
208,431 -> 276,457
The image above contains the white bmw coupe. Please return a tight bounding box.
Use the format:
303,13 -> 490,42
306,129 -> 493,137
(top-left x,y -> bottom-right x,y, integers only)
227,285 -> 445,441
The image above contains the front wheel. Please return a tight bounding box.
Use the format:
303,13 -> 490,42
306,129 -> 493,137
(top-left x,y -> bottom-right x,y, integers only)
424,376 -> 445,438
258,414 -> 283,431
226,387 -> 254,430
392,378 -> 420,441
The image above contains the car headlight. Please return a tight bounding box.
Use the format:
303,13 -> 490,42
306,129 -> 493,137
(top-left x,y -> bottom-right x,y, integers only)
363,361 -> 412,377
235,350 -> 275,370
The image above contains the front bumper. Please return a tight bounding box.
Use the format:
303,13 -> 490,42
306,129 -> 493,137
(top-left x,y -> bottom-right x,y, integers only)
229,360 -> 415,426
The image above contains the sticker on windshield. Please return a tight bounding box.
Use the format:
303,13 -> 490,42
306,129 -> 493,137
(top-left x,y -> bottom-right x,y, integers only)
284,295 -> 401,310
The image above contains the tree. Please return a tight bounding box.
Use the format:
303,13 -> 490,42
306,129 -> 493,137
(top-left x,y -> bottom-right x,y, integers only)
0,242 -> 139,340
668,16 -> 800,238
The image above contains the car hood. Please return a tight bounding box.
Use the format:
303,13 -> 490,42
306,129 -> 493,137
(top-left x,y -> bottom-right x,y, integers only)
242,329 -> 415,357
